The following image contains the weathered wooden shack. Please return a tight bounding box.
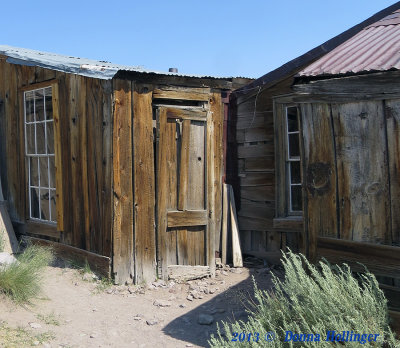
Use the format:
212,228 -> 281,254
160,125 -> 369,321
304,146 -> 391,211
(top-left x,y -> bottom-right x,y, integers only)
228,2 -> 400,260
229,2 -> 400,324
0,45 -> 250,284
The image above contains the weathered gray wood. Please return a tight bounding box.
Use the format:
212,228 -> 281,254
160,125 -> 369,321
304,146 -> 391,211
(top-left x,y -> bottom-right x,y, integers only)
0,201 -> 18,253
167,210 -> 208,227
332,101 -> 390,243
317,237 -> 400,279
23,236 -> 111,278
167,265 -> 211,282
229,185 -> 243,267
301,103 -> 338,259
221,184 -> 229,265
384,99 -> 400,245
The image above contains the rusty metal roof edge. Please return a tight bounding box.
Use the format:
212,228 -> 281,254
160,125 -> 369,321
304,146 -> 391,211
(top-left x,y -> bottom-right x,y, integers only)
234,1 -> 400,95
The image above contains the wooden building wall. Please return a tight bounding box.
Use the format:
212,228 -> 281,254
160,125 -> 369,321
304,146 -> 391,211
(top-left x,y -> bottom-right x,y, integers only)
229,75 -> 300,257
0,58 -> 113,258
111,80 -> 225,284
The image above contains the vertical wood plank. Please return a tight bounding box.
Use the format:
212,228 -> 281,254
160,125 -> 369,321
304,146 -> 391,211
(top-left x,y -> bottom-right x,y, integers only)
221,184 -> 229,264
112,79 -> 134,284
67,74 -> 85,248
384,99 -> 400,245
157,108 -> 171,278
301,103 -> 338,260
186,121 -> 206,264
208,92 -> 223,275
332,101 -> 390,244
80,77 -> 90,251
87,78 -> 103,253
178,119 -> 190,211
52,82 -> 64,233
101,80 -> 113,258
133,84 -> 156,283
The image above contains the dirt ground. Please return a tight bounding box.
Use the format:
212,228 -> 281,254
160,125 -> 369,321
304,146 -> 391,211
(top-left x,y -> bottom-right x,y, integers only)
0,258 -> 278,348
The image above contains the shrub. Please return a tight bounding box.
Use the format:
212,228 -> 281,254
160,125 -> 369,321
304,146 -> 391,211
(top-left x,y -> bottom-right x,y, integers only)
0,245 -> 53,304
210,250 -> 399,347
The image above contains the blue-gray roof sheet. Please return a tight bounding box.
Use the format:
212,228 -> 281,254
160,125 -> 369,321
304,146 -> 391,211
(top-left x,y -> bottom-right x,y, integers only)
0,45 -> 230,80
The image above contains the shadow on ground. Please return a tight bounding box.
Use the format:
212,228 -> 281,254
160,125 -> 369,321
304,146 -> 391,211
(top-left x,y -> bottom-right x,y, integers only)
163,261 -> 282,347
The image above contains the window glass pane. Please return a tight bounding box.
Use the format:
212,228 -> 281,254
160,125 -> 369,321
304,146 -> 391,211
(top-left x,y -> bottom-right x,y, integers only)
34,89 -> 45,121
30,188 -> 40,218
36,122 -> 46,154
40,189 -> 50,221
26,124 -> 36,155
50,189 -> 56,222
287,107 -> 298,132
45,87 -> 53,120
49,156 -> 56,189
46,122 -> 54,154
25,91 -> 35,122
39,157 -> 49,188
289,133 -> 300,158
290,161 -> 301,184
291,185 -> 302,212
29,157 -> 39,187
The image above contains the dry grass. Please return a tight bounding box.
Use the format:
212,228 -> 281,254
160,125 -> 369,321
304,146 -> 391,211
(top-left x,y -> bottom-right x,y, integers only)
0,245 -> 53,304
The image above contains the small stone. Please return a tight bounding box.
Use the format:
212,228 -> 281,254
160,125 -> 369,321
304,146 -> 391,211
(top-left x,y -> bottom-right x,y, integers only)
92,308 -> 98,312
221,271 -> 228,276
186,344 -> 194,347
168,288 -> 177,294
147,285 -> 157,290
29,322 -> 42,329
152,279 -> 166,287
82,273 -> 93,281
146,319 -> 158,326
133,315 -> 142,321
127,286 -> 135,294
186,295 -> 193,301
190,290 -> 201,299
209,288 -> 216,294
198,314 -> 214,325
33,341 -> 40,346
179,303 -> 187,308
153,299 -> 171,307
220,280 -> 226,285
90,333 -> 97,338
0,252 -> 18,268
230,268 -> 243,274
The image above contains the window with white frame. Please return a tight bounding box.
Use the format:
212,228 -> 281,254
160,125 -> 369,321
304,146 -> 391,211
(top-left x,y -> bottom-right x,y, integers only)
285,106 -> 302,213
24,87 -> 56,223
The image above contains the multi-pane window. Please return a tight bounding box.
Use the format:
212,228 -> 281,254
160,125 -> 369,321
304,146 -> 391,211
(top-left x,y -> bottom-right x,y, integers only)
286,106 -> 302,213
24,87 -> 56,223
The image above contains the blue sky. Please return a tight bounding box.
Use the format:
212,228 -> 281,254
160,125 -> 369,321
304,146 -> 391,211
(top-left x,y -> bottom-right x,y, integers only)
0,1 -> 397,78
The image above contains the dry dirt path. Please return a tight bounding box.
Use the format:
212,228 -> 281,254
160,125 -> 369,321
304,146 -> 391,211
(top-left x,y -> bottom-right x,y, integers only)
0,261 -> 275,348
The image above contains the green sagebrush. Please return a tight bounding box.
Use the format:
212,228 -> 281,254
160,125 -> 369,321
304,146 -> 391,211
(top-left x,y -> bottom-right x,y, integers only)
0,245 -> 53,304
209,250 -> 399,347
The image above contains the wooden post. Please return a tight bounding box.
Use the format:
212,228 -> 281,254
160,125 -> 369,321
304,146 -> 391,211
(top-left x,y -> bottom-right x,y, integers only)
221,183 -> 229,265
229,185 -> 243,267
0,167 -> 18,253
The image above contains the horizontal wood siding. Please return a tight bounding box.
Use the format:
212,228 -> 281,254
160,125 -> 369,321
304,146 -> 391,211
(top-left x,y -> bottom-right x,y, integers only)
231,76 -> 296,255
0,59 -> 113,258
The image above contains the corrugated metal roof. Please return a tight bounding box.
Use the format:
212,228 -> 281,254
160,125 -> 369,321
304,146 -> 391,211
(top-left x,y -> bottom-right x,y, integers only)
298,9 -> 400,77
0,45 -> 236,80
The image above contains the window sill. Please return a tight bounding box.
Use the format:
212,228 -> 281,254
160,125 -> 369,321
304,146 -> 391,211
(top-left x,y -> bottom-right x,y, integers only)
24,220 -> 60,240
273,216 -> 303,232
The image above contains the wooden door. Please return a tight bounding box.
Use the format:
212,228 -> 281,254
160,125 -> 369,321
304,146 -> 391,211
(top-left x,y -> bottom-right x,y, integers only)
156,107 -> 209,278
